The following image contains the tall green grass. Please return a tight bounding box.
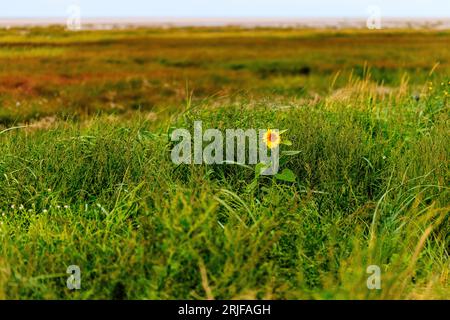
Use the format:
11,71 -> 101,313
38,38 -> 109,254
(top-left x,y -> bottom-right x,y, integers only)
0,76 -> 448,299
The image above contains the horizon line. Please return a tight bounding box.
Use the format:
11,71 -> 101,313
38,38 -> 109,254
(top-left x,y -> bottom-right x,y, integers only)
1,17 -> 449,29
1,16 -> 450,19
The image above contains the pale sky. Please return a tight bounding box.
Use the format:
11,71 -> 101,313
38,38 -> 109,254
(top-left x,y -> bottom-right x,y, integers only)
0,0 -> 448,18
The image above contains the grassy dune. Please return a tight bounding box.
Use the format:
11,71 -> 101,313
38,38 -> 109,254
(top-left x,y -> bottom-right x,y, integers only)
0,27 -> 448,299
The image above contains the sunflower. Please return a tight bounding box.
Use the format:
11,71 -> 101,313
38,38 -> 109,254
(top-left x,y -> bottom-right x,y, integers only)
263,129 -> 281,149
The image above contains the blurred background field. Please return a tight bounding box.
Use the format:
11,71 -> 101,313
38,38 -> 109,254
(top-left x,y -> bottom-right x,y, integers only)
0,27 -> 449,124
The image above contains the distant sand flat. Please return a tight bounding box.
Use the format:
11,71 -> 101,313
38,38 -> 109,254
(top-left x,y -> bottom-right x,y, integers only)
0,17 -> 449,29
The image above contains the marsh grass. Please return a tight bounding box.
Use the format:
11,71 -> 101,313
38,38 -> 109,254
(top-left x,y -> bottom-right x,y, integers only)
1,27 -> 450,124
0,74 -> 448,299
0,27 -> 448,299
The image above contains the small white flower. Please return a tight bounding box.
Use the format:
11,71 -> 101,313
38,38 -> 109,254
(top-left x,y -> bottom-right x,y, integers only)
47,188 -> 52,192
64,205 -> 69,209
43,209 -> 48,213
1,212 -> 5,217
19,204 -> 24,210
56,205 -> 61,209
10,205 -> 15,209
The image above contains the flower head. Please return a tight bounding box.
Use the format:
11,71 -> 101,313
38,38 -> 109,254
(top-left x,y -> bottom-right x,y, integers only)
263,129 -> 281,149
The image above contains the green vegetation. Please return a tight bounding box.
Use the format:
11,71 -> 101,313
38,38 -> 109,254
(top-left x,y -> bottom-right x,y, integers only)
0,27 -> 448,299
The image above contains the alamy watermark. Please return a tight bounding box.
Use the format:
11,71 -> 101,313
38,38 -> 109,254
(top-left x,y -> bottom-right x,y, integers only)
366,265 -> 381,290
366,5 -> 382,30
170,121 -> 280,175
67,265 -> 81,290
66,4 -> 82,31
